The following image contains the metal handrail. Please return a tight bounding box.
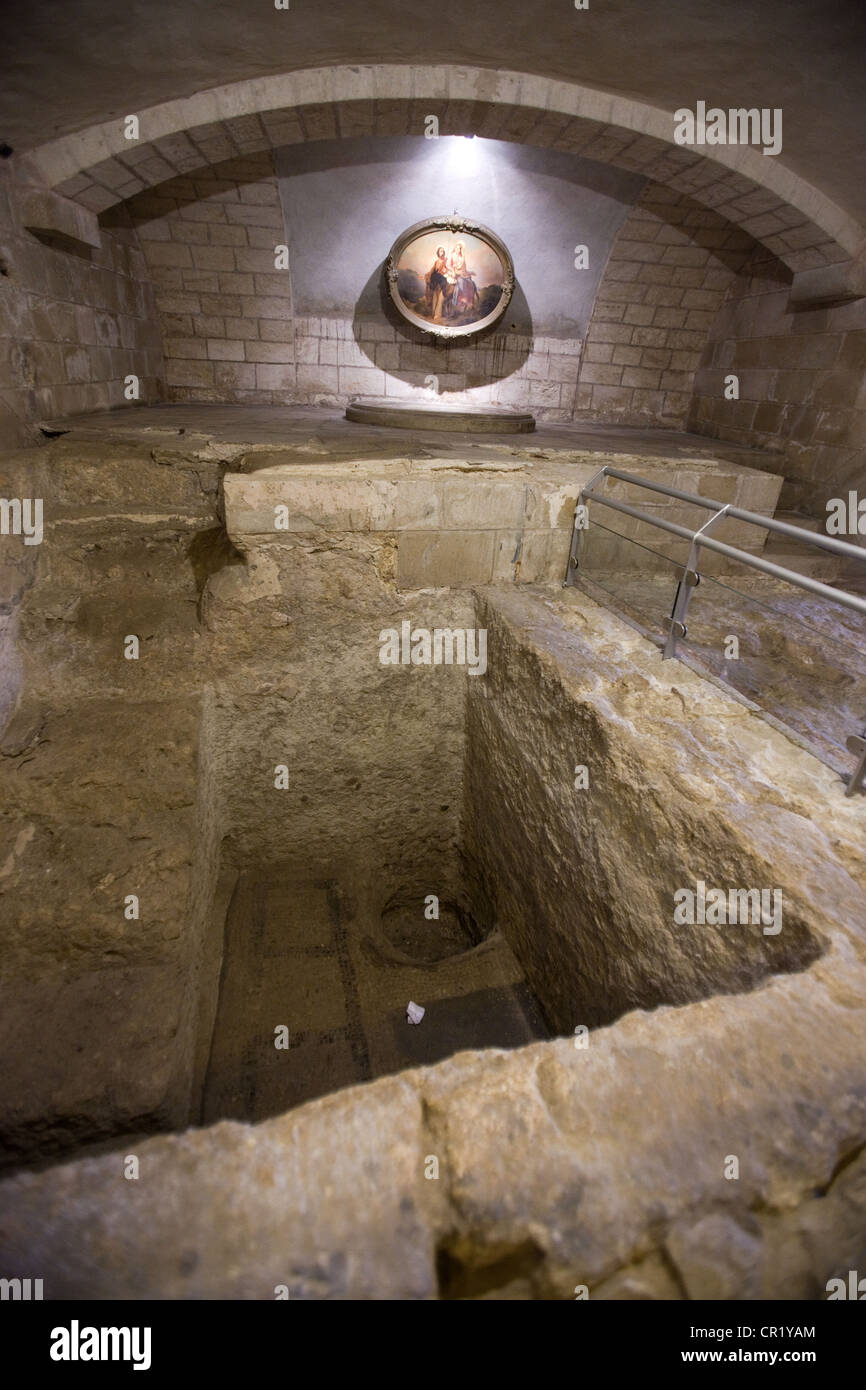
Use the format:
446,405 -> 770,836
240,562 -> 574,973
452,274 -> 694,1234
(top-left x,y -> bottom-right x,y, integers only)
583,467 -> 866,562
578,492 -> 866,616
564,464 -> 866,795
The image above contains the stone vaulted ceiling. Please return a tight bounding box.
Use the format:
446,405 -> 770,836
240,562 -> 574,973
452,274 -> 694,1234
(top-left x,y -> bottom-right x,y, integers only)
1,0 -> 865,230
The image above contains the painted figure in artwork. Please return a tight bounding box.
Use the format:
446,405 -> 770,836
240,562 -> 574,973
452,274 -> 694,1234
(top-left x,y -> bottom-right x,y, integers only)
391,221 -> 510,332
448,241 -> 478,316
425,246 -> 449,320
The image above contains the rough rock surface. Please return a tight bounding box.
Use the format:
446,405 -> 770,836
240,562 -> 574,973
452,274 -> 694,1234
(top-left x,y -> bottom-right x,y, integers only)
1,414 -> 864,1297
1,577 -> 865,1297
0,436 -> 223,1165
465,589 -> 849,1031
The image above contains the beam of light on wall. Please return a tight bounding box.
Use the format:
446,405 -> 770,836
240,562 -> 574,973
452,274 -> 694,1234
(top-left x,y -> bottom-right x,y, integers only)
443,134 -> 482,178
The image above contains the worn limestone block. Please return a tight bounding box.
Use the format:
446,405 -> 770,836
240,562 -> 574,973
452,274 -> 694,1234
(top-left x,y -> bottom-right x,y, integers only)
789,260 -> 866,309
224,472 -> 397,538
397,530 -> 497,587
21,187 -> 102,254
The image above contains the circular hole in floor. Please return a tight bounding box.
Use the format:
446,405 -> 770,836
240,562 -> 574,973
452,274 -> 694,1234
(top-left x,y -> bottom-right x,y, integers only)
380,894 -> 487,963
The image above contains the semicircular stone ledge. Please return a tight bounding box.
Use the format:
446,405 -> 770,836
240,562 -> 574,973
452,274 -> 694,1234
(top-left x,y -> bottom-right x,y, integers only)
0,586 -> 864,1301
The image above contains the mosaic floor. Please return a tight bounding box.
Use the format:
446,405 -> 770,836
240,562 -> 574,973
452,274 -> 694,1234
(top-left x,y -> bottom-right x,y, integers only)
201,868 -> 548,1124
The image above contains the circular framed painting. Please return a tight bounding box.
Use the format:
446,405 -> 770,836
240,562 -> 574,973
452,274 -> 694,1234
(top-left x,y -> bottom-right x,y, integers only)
385,216 -> 515,338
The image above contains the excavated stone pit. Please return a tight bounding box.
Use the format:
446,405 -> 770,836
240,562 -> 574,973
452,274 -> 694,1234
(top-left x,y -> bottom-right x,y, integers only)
0,412 -> 864,1299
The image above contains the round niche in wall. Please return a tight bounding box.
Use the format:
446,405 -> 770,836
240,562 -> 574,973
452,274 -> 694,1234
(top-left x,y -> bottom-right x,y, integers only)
385,216 -> 515,339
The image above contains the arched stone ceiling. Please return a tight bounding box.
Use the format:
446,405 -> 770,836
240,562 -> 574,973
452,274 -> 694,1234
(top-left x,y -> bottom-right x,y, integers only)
17,67 -> 862,274
3,0 -> 865,226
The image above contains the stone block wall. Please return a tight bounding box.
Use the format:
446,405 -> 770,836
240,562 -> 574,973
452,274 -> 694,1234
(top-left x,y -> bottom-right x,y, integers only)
689,245 -> 866,515
129,152 -> 584,419
291,316 -> 584,420
127,154 -> 291,403
579,185 -> 754,428
0,163 -> 164,451
132,166 -> 757,428
222,450 -> 782,590
23,149 -> 856,517
224,460 -> 577,588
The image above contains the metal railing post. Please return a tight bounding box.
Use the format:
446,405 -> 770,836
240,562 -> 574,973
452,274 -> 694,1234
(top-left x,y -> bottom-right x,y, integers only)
845,732 -> 866,797
663,505 -> 730,659
561,463 -> 866,792
565,465 -> 608,587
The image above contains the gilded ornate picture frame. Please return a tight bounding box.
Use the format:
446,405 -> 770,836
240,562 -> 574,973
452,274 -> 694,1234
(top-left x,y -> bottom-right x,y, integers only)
385,216 -> 515,338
